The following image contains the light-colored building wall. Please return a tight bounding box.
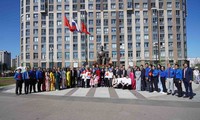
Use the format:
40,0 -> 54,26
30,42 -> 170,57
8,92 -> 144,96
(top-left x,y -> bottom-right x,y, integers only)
20,0 -> 187,69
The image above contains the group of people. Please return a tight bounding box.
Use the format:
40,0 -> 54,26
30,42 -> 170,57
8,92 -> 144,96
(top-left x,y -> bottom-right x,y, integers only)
14,62 -> 195,99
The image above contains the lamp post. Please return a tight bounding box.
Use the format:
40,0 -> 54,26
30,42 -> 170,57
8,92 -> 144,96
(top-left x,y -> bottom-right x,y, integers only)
154,42 -> 158,66
50,47 -> 54,69
156,9 -> 160,65
0,53 -> 2,74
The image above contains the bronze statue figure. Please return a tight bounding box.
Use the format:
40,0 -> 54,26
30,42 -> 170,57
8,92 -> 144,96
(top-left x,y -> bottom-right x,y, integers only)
97,45 -> 110,65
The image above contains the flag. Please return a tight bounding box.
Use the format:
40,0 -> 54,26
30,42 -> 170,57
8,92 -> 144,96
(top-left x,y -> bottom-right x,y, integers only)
64,16 -> 71,28
81,22 -> 90,35
71,19 -> 81,32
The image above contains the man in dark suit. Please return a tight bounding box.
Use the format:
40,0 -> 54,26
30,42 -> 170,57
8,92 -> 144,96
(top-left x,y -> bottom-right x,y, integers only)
121,66 -> 127,78
182,62 -> 194,99
71,68 -> 77,87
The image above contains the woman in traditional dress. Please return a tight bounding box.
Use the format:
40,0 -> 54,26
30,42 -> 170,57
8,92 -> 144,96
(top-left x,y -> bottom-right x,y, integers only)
129,68 -> 136,90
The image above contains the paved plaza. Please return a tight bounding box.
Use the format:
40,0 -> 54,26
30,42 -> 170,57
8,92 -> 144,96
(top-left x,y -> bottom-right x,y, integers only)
1,83 -> 200,120
1,82 -> 200,102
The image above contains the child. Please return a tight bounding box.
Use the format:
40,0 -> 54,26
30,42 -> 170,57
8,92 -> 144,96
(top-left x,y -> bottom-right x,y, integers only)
94,75 -> 99,88
90,75 -> 95,88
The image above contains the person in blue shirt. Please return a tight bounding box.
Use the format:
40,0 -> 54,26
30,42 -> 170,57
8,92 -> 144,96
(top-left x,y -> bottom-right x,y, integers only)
145,63 -> 150,91
14,68 -> 23,95
22,67 -> 30,94
166,63 -> 175,95
160,66 -> 167,93
36,67 -> 43,92
174,64 -> 183,97
152,65 -> 159,92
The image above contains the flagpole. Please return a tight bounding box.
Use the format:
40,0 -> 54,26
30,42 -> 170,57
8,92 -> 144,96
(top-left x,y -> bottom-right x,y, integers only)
85,11 -> 88,67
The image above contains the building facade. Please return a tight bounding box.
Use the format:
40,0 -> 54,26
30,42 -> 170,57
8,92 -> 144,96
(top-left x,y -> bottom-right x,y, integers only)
0,51 -> 11,71
11,55 -> 21,68
20,0 -> 187,68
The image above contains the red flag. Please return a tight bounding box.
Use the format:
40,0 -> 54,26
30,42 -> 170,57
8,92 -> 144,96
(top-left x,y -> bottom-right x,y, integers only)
81,22 -> 90,35
64,16 -> 71,28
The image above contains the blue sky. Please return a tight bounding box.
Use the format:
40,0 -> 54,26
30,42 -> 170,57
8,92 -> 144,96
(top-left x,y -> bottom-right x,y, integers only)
0,0 -> 199,58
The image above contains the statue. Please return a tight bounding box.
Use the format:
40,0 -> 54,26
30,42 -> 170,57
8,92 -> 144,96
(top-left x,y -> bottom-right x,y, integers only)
97,45 -> 110,65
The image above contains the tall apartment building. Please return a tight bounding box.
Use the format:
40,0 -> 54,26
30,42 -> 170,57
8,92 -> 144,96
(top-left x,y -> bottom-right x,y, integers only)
0,51 -> 11,70
20,0 -> 187,68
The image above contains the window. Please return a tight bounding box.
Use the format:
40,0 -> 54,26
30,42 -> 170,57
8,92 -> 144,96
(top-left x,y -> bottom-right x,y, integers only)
57,20 -> 62,26
128,35 -> 132,41
128,51 -> 133,58
112,51 -> 117,58
136,35 -> 140,40
65,36 -> 70,41
89,52 -> 94,59
169,50 -> 173,57
168,26 -> 172,31
136,42 -> 140,47
49,37 -> 54,43
41,53 -> 46,59
136,27 -> 140,32
33,37 -> 38,42
135,19 -> 140,24
128,43 -> 132,49
111,12 -> 116,17
89,43 -> 94,49
161,50 -> 165,57
136,51 -> 140,57
111,3 -> 116,9
96,27 -> 101,34
176,2 -> 180,8
167,2 -> 172,8
143,3 -> 148,8
41,29 -> 46,35
111,19 -> 116,24
96,4 -> 100,10
96,12 -> 101,18
57,52 -> 62,59
65,52 -> 70,59
144,34 -> 149,39
120,51 -> 125,58
104,27 -> 108,34
34,6 -> 38,12
144,51 -> 149,57
135,11 -> 140,16
112,44 -> 116,49
143,11 -> 148,16
144,18 -> 148,23
168,34 -> 173,39
104,35 -> 108,42
144,42 -> 149,47
176,10 -> 180,16
73,52 -> 78,59
167,10 -> 172,16
119,3 -> 123,9
26,53 -> 30,59
49,5 -> 54,11
135,3 -> 140,9
73,44 -> 78,50
26,14 -> 30,21
57,5 -> 62,11
88,4 -> 93,10
144,26 -> 148,32
49,13 -> 53,19
112,35 -> 116,41
33,45 -> 38,50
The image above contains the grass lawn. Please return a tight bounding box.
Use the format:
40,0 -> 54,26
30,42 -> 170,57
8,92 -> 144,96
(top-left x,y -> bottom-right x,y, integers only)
0,77 -> 15,87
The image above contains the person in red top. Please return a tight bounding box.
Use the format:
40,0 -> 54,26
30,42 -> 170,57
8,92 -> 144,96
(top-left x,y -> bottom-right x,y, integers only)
95,68 -> 101,87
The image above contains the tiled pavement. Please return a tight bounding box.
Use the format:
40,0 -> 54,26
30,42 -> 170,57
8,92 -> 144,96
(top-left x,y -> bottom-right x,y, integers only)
1,82 -> 200,102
